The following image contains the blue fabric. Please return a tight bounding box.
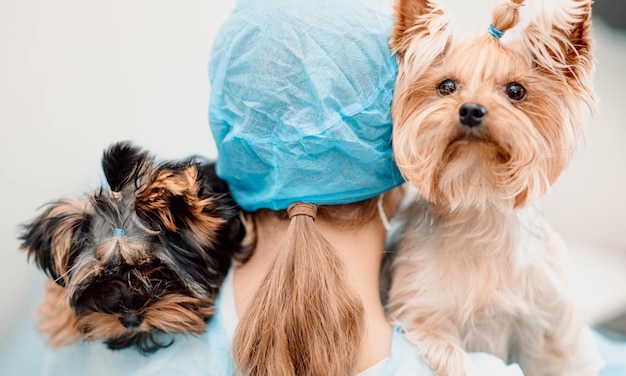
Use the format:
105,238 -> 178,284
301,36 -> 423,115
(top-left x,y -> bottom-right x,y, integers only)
208,0 -> 404,211
2,277 -> 624,375
22,293 -> 233,376
0,279 -> 234,376
594,330 -> 626,376
7,271 -> 524,376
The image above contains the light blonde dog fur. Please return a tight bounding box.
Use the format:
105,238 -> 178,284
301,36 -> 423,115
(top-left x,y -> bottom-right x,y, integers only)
386,0 -> 604,374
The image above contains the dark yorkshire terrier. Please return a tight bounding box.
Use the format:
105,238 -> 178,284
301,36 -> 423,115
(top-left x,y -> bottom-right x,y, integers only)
19,141 -> 244,353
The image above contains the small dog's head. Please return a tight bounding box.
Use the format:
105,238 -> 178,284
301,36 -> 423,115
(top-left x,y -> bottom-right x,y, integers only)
20,141 -> 243,353
391,0 -> 595,209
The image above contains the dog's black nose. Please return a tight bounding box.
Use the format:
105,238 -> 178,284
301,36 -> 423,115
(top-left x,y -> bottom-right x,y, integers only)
120,313 -> 143,329
459,103 -> 487,127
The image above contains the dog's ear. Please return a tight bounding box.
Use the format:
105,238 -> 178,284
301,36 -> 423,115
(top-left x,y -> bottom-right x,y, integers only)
196,161 -> 245,255
390,0 -> 453,89
19,199 -> 91,286
135,160 -> 227,238
102,141 -> 152,192
522,0 -> 594,85
135,160 -> 237,295
390,0 -> 451,59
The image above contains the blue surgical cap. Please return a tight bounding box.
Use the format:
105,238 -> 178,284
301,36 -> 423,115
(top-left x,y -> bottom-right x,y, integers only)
209,0 -> 403,211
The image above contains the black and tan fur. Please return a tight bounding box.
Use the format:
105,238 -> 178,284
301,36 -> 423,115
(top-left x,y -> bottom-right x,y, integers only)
20,141 -> 244,353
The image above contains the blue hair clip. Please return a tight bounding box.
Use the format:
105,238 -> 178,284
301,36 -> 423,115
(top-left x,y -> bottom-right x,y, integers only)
488,24 -> 504,39
114,228 -> 125,236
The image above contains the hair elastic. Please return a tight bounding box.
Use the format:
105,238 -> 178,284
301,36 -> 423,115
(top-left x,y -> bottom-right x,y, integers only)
114,228 -> 126,236
287,203 -> 318,220
488,24 -> 505,39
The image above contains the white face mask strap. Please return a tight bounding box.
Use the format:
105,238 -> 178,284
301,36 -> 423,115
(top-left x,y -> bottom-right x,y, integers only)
378,193 -> 392,231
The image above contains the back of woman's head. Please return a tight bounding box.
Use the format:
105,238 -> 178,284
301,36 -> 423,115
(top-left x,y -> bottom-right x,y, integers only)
209,0 -> 401,374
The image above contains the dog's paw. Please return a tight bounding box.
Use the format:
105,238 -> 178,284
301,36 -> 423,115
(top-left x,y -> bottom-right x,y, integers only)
422,344 -> 473,376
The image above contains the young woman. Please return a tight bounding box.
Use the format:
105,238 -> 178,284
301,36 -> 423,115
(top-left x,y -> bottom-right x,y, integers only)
207,0 -> 523,375
29,0 -> 526,374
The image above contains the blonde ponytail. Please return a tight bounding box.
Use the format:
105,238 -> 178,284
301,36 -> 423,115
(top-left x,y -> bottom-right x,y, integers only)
491,0 -> 524,37
233,202 -> 365,375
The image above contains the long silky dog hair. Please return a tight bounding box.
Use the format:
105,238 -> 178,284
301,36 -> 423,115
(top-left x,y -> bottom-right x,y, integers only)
386,0 -> 603,374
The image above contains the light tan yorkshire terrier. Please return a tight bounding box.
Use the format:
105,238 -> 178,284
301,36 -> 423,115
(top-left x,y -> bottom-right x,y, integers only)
386,0 -> 604,375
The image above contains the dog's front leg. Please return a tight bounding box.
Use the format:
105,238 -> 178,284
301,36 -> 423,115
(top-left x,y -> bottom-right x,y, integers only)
513,229 -> 605,376
401,315 -> 475,376
516,306 -> 603,376
544,325 -> 603,376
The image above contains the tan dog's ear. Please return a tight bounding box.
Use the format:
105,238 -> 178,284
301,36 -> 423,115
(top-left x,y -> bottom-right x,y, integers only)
135,161 -> 232,297
135,163 -> 200,233
522,0 -> 594,85
391,0 -> 449,57
135,161 -> 225,241
19,199 -> 91,286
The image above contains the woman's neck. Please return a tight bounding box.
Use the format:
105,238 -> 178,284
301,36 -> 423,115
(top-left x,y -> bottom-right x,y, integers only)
232,215 -> 393,371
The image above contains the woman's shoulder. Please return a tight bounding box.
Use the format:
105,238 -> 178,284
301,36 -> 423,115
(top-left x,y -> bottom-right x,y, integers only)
351,326 -> 433,376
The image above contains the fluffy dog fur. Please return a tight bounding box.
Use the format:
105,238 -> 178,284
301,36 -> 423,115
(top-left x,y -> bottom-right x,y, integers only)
386,0 -> 603,374
20,141 -> 244,353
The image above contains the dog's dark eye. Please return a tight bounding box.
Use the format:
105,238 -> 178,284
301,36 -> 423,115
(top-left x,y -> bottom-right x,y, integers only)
504,82 -> 527,102
437,79 -> 457,96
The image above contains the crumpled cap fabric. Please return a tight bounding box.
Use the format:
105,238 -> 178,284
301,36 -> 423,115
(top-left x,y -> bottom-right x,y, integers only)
209,0 -> 404,211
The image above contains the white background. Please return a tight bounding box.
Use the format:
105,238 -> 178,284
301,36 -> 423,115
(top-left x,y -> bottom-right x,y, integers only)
0,0 -> 624,354
0,0 -> 236,340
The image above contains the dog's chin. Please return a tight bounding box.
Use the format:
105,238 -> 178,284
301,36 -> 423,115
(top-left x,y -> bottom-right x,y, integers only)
73,293 -> 214,353
444,133 -> 510,165
105,332 -> 174,355
424,134 -> 516,209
